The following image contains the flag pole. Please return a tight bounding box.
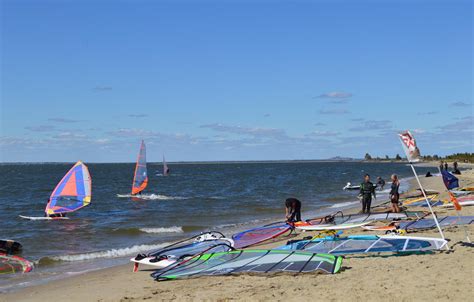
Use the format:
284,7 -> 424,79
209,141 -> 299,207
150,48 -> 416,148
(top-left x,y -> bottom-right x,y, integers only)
410,163 -> 448,248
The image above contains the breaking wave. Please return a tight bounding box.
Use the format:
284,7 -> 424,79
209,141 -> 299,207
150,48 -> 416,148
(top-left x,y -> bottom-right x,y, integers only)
139,226 -> 183,234
116,193 -> 187,200
40,242 -> 168,263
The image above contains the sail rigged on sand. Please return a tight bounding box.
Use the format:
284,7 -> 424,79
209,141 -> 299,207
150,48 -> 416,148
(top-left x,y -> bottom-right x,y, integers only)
163,155 -> 169,176
132,140 -> 148,195
45,161 -> 92,215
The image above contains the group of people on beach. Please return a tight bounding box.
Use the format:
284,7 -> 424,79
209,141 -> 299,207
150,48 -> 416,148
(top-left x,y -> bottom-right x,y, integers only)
440,161 -> 461,175
358,174 -> 401,214
284,173 -> 401,222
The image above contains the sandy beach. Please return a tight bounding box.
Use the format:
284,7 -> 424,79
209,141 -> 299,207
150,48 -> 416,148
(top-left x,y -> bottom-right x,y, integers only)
2,168 -> 473,302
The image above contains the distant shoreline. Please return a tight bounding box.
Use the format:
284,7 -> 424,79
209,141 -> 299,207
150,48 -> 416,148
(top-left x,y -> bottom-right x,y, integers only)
1,159 -> 471,165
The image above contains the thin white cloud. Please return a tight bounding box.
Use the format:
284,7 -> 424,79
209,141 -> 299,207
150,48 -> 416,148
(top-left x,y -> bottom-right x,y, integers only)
128,114 -> 148,118
349,120 -> 393,132
319,109 -> 350,115
451,101 -> 471,107
25,125 -> 56,132
200,123 -> 287,138
48,118 -> 81,123
317,92 -> 353,99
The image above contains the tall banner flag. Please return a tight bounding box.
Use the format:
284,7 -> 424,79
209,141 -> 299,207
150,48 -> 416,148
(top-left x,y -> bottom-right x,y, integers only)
398,130 -> 447,245
398,130 -> 421,163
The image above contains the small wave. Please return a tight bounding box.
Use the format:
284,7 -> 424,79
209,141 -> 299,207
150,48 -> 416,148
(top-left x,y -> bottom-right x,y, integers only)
116,193 -> 187,200
329,201 -> 359,208
40,243 -> 168,263
139,226 -> 183,234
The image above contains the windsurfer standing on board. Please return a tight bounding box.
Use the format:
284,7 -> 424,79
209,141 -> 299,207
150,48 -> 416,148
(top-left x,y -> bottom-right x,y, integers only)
285,198 -> 302,223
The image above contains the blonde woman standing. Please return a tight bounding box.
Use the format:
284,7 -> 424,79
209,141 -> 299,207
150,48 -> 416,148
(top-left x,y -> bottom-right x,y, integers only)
390,174 -> 401,213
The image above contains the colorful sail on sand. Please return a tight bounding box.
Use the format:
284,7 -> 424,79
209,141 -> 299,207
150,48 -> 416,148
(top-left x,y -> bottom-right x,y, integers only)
131,232 -> 234,272
279,235 -> 448,255
132,140 -> 148,195
0,254 -> 33,274
151,250 -> 342,281
45,161 -> 92,216
232,223 -> 293,249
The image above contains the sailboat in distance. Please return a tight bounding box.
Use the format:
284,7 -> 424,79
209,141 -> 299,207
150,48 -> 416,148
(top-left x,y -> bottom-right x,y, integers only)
163,155 -> 170,176
131,140 -> 148,196
19,161 -> 92,220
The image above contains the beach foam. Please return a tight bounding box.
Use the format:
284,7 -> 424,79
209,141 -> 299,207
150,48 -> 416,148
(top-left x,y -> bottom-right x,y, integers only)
42,243 -> 168,263
116,193 -> 187,200
139,226 -> 183,234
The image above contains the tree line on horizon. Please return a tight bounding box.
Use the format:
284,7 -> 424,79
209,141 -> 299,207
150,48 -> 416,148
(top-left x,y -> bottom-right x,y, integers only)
364,152 -> 474,163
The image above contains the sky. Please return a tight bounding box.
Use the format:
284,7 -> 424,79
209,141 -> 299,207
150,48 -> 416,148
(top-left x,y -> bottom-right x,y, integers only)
1,0 -> 472,162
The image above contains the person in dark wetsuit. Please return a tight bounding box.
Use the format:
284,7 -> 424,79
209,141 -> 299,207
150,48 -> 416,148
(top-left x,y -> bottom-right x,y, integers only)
285,198 -> 302,223
376,177 -> 386,190
359,174 -> 376,214
389,174 -> 401,213
453,161 -> 461,175
444,162 -> 448,171
45,212 -> 66,218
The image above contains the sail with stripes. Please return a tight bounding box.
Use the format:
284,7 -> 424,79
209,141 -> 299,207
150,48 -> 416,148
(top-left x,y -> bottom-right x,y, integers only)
279,235 -> 447,255
45,161 -> 92,215
131,140 -> 148,195
151,249 -> 342,281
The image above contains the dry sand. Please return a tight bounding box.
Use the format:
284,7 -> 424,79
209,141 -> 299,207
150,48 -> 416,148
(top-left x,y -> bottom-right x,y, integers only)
3,169 -> 474,302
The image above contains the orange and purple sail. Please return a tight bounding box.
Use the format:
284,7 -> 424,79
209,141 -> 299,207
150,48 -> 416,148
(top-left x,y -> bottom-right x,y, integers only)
45,161 -> 92,215
132,140 -> 148,195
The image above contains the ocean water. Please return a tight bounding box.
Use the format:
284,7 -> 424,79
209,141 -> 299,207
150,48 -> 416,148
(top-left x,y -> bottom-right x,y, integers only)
0,161 -> 433,292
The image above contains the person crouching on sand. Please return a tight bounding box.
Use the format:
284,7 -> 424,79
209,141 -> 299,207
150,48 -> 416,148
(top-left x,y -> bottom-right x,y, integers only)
359,174 -> 376,213
389,174 -> 401,213
285,198 -> 302,223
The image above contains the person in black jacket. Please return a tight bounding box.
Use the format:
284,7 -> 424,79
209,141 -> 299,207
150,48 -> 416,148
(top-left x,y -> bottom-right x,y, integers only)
285,198 -> 302,223
359,174 -> 376,213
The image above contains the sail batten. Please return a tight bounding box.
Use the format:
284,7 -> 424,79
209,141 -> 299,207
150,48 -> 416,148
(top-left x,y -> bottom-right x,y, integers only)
132,140 -> 148,195
45,161 -> 92,215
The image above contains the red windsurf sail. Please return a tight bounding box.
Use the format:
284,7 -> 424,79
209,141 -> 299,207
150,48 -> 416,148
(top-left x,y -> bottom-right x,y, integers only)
132,140 -> 148,195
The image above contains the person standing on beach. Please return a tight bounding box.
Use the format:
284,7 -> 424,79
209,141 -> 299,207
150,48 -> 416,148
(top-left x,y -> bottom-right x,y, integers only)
389,174 -> 401,213
359,174 -> 376,213
285,198 -> 302,223
444,162 -> 449,171
439,161 -> 444,171
453,161 -> 461,175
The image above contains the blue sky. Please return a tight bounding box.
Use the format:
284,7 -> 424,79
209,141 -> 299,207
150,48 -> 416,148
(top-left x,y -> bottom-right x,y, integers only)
1,0 -> 472,162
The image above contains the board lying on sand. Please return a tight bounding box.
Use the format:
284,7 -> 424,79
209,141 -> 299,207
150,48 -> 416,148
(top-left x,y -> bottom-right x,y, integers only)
364,216 -> 474,231
19,215 -> 69,220
402,195 -> 438,206
151,250 -> 342,281
400,189 -> 439,200
306,211 -> 422,226
440,200 -> 474,208
295,221 -> 372,231
232,223 -> 293,249
131,232 -> 234,272
0,254 -> 33,274
0,240 -> 22,255
278,235 -> 447,255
